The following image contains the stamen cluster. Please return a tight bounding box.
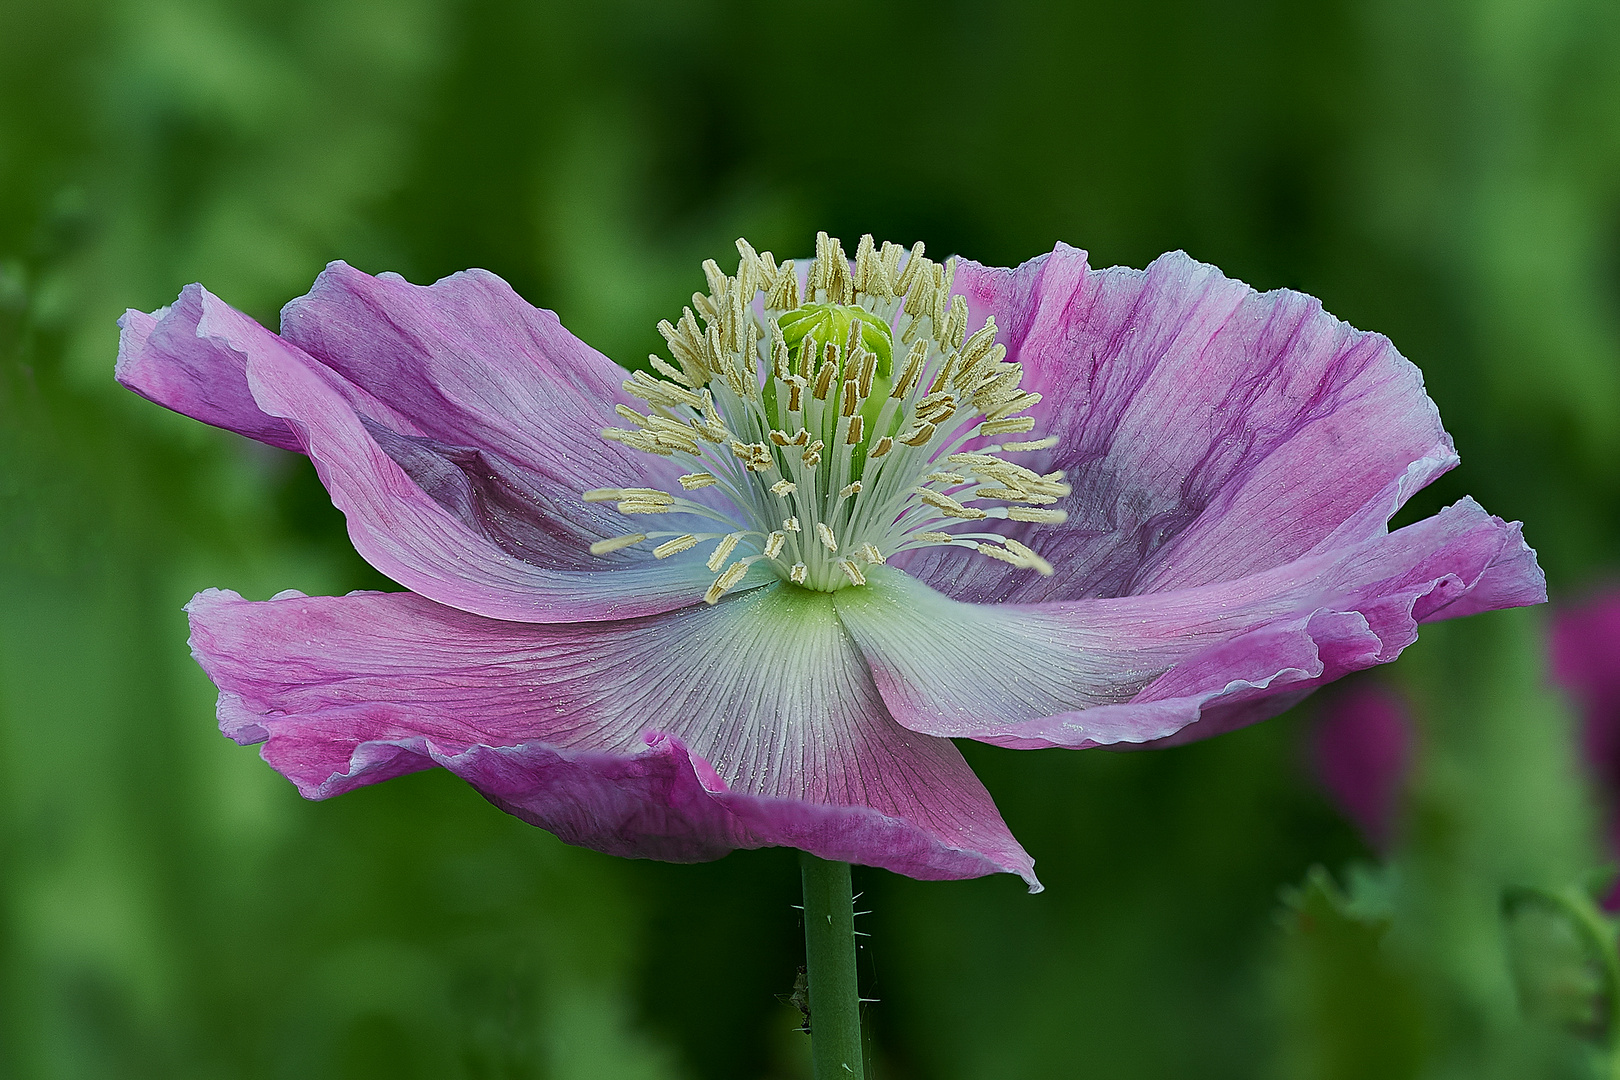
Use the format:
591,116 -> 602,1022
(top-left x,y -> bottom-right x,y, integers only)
583,233 -> 1070,603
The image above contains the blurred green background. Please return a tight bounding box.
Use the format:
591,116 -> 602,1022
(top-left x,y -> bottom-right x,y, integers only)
3,1 -> 1620,1077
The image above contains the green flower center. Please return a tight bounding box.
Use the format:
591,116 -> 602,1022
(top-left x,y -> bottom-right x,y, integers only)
582,232 -> 1069,601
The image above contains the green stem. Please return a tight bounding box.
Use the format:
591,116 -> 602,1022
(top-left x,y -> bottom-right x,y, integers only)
800,853 -> 865,1079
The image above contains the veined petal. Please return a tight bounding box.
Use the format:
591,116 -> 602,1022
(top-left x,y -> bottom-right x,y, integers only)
836,500 -> 1544,750
186,584 -> 1037,887
905,245 -> 1456,603
116,288 -> 303,452
119,283 -> 741,622
278,262 -> 728,517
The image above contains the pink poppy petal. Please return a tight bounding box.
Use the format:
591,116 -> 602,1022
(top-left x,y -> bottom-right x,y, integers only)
836,499 -> 1543,750
116,288 -> 302,451
187,585 -> 1037,888
900,246 -> 1456,603
278,262 -> 716,514
122,285 -> 748,621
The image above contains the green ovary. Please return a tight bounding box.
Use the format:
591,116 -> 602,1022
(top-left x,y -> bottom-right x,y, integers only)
776,303 -> 893,377
773,303 -> 896,477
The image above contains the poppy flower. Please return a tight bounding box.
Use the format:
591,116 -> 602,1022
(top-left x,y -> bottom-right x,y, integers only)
1311,681 -> 1415,849
1552,589 -> 1620,905
116,234 -> 1545,890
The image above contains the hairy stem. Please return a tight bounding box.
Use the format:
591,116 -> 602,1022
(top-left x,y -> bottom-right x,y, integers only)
800,853 -> 865,1079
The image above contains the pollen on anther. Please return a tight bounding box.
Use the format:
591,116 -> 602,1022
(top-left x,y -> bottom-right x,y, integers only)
771,479 -> 797,497
784,516 -> 801,532
706,532 -> 741,572
980,416 -> 1037,436
589,533 -> 646,555
764,531 -> 786,558
790,563 -> 808,584
654,534 -> 699,559
999,436 -> 1059,452
838,481 -> 861,500
1008,507 -> 1067,523
1004,538 -> 1054,576
839,559 -> 867,586
977,543 -> 1022,567
678,472 -> 719,489
898,421 -> 935,447
703,559 -> 750,605
816,522 -> 838,552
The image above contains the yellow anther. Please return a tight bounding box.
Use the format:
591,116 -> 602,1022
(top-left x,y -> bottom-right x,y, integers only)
915,489 -> 987,520
764,531 -> 786,559
618,488 -> 674,503
977,543 -> 1023,567
917,393 -> 957,425
980,416 -> 1037,436
816,522 -> 838,552
959,318 -> 998,363
582,488 -> 624,502
654,534 -> 700,559
790,562 -> 808,584
703,559 -> 750,604
730,441 -> 773,470
898,421 -> 936,447
706,532 -> 742,572
859,542 -> 885,565
838,481 -> 862,500
892,339 -> 928,397
589,533 -> 646,555
783,516 -> 801,532
916,531 -> 956,543
649,354 -> 695,388
893,240 -> 927,294
601,428 -> 672,455
771,479 -> 797,497
1008,507 -> 1068,523
1004,538 -> 1054,576
678,472 -> 719,489
984,392 -> 1042,421
624,371 -> 702,409
813,359 -> 837,400
839,559 -> 867,586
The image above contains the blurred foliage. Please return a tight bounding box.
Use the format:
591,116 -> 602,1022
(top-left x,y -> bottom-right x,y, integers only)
3,0 -> 1620,1077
